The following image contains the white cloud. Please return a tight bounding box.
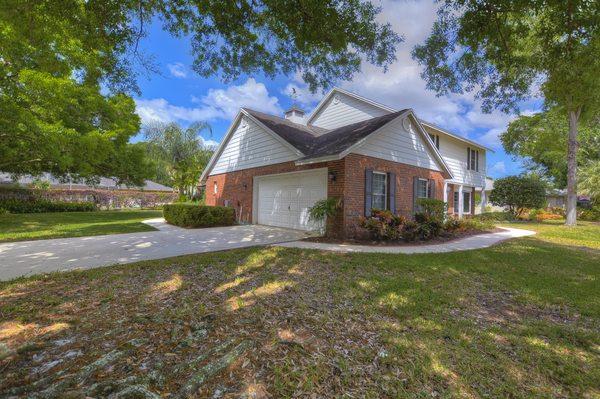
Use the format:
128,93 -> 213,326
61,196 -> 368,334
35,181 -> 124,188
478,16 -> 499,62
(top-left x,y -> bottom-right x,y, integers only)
281,72 -> 322,108
167,62 -> 187,78
136,78 -> 283,125
489,161 -> 506,176
201,78 -> 283,120
199,136 -> 219,149
289,0 -> 539,147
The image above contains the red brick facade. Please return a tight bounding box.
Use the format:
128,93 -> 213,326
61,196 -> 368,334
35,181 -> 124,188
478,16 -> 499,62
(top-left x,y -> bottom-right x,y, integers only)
205,154 -> 449,238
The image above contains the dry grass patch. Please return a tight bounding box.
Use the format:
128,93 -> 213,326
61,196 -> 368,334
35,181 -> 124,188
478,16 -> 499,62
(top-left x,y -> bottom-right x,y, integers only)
1,232 -> 599,398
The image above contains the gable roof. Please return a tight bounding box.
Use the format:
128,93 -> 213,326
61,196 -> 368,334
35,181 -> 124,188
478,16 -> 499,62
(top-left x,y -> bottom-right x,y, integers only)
306,87 -> 396,126
200,107 -> 454,183
306,87 -> 492,152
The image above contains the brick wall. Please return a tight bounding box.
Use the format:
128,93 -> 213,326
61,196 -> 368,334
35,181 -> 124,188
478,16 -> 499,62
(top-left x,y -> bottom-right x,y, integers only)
342,154 -> 446,238
204,154 -> 447,238
204,160 -> 345,229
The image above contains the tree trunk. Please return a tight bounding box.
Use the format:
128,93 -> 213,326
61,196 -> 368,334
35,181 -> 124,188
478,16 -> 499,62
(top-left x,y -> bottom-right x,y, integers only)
565,109 -> 580,226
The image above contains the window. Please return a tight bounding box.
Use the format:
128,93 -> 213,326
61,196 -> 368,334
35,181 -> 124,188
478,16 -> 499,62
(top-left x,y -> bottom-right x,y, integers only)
417,178 -> 429,199
428,133 -> 440,149
467,147 -> 479,171
453,192 -> 459,213
372,172 -> 387,210
213,181 -> 218,194
463,191 -> 471,214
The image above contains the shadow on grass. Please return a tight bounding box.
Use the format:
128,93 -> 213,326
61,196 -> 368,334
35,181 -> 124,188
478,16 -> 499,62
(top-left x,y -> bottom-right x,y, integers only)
0,239 -> 599,397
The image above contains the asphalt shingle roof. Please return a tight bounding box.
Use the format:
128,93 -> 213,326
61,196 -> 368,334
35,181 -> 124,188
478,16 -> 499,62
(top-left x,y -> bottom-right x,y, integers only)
244,108 -> 408,160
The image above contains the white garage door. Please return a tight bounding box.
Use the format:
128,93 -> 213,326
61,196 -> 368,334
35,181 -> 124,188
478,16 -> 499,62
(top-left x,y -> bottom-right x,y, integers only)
256,169 -> 327,231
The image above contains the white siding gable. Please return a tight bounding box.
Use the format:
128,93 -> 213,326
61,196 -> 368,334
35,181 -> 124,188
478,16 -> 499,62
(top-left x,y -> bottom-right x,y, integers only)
351,117 -> 442,171
434,133 -> 486,187
210,116 -> 298,176
310,92 -> 388,130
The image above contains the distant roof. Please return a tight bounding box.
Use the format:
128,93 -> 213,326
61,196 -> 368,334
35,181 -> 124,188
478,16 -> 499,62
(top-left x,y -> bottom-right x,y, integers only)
245,108 -> 408,159
0,172 -> 174,192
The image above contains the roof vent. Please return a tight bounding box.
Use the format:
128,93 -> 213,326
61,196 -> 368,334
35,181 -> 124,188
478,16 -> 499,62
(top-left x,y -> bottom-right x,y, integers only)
284,105 -> 305,124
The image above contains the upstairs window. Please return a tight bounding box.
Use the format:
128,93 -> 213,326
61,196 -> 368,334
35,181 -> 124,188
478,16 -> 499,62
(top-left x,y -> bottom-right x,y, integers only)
213,181 -> 218,194
428,133 -> 440,149
467,147 -> 479,171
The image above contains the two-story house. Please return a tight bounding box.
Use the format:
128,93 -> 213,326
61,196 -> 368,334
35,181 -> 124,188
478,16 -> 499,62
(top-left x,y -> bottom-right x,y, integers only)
200,88 -> 491,238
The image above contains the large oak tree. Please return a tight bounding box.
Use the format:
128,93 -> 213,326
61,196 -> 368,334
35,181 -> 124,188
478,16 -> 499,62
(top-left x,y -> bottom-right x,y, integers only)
1,0 -> 400,185
413,0 -> 600,225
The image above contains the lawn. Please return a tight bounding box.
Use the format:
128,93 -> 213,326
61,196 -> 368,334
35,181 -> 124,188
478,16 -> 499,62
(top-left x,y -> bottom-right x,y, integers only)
500,219 -> 600,249
0,210 -> 163,242
0,222 -> 598,398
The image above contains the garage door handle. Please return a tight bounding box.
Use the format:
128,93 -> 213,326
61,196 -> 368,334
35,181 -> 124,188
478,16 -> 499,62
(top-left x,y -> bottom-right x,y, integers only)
288,205 -> 291,210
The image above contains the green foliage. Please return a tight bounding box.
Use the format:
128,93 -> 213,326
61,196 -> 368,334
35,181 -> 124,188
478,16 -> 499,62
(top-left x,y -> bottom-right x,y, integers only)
144,122 -> 214,197
475,212 -> 515,222
501,108 -> 600,187
163,204 -> 235,228
0,199 -> 95,214
579,160 -> 600,201
416,198 -> 446,223
308,197 -> 342,224
0,0 -> 398,184
413,0 -> 600,225
578,207 -> 600,222
444,217 -> 494,232
489,176 -> 546,217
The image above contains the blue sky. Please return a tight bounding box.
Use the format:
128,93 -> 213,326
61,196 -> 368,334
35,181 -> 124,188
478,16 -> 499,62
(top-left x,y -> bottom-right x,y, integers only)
132,0 -> 541,179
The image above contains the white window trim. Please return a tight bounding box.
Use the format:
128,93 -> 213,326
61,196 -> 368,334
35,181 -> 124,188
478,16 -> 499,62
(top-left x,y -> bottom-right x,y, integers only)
463,191 -> 471,214
213,181 -> 218,194
372,171 -> 387,210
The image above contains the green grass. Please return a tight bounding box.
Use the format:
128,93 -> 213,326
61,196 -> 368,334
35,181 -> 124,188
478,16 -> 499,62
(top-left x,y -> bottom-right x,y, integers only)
0,221 -> 599,397
501,219 -> 600,249
0,210 -> 162,242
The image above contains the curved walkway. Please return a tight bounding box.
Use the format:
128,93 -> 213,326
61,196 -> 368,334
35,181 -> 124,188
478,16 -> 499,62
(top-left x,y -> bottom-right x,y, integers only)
275,227 -> 536,254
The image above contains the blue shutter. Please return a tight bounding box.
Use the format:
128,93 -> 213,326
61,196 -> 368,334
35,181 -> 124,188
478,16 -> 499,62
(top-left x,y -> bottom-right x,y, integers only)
388,172 -> 396,213
365,169 -> 373,217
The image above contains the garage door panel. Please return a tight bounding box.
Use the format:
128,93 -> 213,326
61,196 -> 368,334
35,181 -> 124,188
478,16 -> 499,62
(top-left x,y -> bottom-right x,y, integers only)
256,170 -> 327,231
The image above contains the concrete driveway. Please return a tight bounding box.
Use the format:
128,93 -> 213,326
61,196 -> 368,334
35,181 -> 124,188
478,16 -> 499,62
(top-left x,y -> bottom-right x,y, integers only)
0,219 -> 310,281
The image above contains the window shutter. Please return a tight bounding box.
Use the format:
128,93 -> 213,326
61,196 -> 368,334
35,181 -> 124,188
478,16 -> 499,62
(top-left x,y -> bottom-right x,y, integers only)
388,172 -> 396,213
476,150 -> 479,171
428,179 -> 435,199
467,147 -> 471,170
413,177 -> 419,214
365,169 -> 373,217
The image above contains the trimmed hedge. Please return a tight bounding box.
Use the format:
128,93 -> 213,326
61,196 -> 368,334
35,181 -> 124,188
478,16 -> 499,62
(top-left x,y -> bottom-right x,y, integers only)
0,198 -> 96,213
163,204 -> 235,228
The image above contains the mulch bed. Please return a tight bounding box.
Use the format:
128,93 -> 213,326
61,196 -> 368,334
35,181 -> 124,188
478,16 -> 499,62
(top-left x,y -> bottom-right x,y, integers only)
303,228 -> 502,246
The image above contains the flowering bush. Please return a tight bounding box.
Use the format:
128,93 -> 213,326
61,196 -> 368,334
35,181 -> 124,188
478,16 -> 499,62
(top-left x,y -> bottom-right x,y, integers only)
359,209 -> 406,240
528,209 -> 564,221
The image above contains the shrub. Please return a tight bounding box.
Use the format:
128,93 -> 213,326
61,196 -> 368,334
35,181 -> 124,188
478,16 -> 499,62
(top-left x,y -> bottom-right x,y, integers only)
0,198 -> 96,213
416,198 -> 446,222
400,220 -> 419,242
163,204 -> 235,228
359,209 -> 406,240
475,211 -> 515,221
489,175 -> 546,217
528,209 -> 563,222
0,208 -> 8,215
579,206 -> 600,222
308,197 -> 342,235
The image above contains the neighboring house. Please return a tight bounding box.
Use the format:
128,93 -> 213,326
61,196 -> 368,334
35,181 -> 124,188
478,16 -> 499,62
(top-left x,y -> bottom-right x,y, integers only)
0,173 -> 174,192
200,87 -> 491,238
546,189 -> 567,209
545,189 -> 591,209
